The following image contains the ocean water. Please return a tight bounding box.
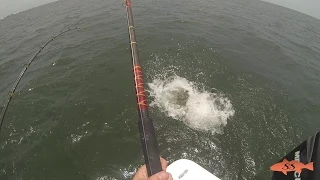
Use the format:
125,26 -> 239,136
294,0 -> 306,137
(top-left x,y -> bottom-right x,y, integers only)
0,0 -> 320,179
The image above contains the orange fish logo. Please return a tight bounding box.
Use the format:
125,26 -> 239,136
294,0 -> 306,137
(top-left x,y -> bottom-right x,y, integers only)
270,159 -> 314,175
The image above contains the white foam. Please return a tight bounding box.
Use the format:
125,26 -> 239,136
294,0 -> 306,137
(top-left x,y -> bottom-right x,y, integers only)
148,75 -> 235,134
70,134 -> 83,143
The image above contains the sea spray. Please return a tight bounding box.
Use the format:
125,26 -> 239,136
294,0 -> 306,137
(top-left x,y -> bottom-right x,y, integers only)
148,75 -> 235,134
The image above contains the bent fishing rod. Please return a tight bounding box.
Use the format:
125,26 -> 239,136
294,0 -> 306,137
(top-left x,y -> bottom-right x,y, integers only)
0,27 -> 79,131
124,0 -> 162,176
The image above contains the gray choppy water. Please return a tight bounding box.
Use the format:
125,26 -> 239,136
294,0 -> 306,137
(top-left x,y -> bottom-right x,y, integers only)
0,0 -> 320,179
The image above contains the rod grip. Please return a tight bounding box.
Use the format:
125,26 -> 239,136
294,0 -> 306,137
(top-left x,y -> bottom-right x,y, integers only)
138,110 -> 162,176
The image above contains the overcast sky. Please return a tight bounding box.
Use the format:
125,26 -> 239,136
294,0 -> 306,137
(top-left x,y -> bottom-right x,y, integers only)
0,0 -> 57,19
262,0 -> 320,19
0,0 -> 319,20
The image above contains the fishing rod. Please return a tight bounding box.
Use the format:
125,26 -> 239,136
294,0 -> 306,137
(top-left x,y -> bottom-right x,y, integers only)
0,27 -> 79,131
124,0 -> 162,176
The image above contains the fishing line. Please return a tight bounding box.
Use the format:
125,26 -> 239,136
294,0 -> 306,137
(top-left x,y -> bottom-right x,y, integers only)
0,27 -> 80,131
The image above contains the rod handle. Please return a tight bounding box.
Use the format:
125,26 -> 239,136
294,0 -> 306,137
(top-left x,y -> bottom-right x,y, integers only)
138,111 -> 162,176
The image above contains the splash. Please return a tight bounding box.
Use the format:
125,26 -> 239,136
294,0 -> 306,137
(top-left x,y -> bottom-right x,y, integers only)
148,75 -> 235,134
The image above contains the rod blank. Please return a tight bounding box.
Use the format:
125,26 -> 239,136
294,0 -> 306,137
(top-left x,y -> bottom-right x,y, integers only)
124,0 -> 162,176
